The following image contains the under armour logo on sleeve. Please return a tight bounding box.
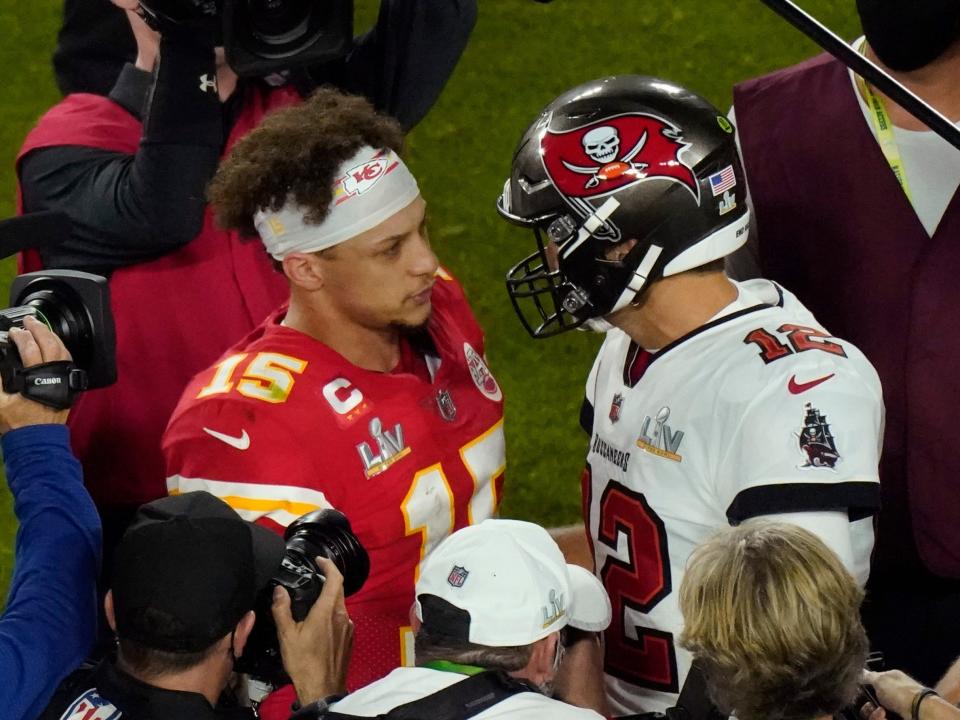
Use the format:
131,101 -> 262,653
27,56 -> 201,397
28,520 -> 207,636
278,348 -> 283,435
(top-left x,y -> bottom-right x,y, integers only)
199,74 -> 218,94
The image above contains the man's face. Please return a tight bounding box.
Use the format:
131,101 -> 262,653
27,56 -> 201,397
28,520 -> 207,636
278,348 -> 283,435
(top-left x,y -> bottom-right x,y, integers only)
318,195 -> 438,332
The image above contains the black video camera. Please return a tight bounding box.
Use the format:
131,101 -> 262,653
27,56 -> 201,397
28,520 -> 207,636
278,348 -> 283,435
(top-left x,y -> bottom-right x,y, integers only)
239,508 -> 370,687
137,0 -> 354,77
0,270 -> 116,408
0,213 -> 116,408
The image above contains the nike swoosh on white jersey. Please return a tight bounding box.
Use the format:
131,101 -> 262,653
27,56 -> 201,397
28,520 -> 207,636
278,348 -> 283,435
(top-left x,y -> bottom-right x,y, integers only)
202,427 -> 250,450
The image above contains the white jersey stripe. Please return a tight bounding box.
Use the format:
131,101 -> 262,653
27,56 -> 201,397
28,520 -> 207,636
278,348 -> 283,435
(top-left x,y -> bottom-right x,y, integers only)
166,474 -> 335,527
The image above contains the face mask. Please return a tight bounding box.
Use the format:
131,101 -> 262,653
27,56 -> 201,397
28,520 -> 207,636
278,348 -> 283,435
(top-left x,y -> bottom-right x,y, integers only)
857,0 -> 960,71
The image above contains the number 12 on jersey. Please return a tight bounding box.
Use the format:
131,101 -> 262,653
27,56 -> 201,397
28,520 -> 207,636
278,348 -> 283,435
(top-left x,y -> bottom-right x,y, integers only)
591,468 -> 679,692
744,324 -> 847,364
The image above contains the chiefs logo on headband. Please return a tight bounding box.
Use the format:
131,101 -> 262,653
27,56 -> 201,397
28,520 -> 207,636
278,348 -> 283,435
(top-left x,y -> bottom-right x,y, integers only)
540,113 -> 699,206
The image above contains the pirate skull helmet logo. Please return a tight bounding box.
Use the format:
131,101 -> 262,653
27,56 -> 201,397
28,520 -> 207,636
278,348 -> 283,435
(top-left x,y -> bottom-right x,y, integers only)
582,126 -> 620,163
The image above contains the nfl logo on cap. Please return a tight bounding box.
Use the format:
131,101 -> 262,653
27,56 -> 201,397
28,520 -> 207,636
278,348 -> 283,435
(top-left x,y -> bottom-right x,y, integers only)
447,565 -> 469,588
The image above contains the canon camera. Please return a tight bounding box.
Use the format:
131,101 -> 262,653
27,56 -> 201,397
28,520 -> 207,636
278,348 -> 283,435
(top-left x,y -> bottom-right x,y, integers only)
0,270 -> 117,409
0,213 -> 116,408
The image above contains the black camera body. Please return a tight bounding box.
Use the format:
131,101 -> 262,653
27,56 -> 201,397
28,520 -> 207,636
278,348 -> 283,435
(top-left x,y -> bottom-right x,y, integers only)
239,508 -> 370,686
0,270 -> 117,408
138,0 -> 355,77
838,652 -> 887,720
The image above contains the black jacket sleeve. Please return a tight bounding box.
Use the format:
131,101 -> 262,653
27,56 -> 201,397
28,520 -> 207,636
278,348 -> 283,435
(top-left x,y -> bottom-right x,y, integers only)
19,1 -> 477,274
304,0 -> 478,130
19,39 -> 224,274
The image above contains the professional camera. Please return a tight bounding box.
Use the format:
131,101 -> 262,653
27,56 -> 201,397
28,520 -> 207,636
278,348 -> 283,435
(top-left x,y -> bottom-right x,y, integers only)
0,214 -> 116,408
137,0 -> 354,77
239,508 -> 370,687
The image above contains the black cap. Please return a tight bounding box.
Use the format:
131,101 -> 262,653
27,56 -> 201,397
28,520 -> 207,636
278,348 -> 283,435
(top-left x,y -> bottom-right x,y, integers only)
112,492 -> 285,653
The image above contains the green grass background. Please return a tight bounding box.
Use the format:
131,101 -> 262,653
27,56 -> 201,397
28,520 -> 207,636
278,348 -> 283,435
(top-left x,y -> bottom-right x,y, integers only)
0,0 -> 861,597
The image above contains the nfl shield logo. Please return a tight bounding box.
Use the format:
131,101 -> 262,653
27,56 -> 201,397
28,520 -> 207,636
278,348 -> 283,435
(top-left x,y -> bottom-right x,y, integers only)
609,393 -> 624,423
61,689 -> 122,720
436,389 -> 457,422
447,565 -> 469,588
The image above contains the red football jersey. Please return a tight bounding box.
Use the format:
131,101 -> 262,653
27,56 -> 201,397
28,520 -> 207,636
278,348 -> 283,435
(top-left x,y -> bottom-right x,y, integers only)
162,272 -> 505,690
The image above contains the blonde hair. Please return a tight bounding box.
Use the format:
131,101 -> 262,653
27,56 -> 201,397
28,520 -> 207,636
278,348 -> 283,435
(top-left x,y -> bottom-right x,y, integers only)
679,520 -> 867,720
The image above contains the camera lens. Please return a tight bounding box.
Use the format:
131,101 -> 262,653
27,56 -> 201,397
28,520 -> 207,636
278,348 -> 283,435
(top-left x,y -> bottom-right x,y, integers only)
246,0 -> 313,43
8,285 -> 95,371
283,509 -> 370,597
236,508 -> 369,685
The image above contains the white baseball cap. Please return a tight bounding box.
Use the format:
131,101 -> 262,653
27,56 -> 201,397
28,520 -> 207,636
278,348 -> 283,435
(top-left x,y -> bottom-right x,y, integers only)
414,519 -> 611,647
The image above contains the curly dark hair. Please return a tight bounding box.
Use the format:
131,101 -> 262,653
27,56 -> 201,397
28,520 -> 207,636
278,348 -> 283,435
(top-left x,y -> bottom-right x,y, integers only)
208,86 -> 405,237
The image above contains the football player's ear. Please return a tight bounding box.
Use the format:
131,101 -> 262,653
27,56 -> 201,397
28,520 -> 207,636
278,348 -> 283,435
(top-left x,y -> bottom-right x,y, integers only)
104,590 -> 118,633
604,238 -> 639,263
282,252 -> 326,291
408,603 -> 422,633
527,632 -> 562,685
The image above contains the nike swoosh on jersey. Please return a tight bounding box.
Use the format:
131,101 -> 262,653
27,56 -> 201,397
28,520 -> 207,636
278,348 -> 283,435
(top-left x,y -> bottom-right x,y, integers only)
787,373 -> 836,394
202,427 -> 251,450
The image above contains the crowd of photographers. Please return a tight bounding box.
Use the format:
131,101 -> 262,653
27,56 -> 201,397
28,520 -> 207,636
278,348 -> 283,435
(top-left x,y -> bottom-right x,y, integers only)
2,1 -> 960,720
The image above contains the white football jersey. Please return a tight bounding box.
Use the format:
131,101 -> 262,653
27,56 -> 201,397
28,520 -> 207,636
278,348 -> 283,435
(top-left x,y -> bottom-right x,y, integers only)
581,279 -> 883,716
329,667 -> 603,719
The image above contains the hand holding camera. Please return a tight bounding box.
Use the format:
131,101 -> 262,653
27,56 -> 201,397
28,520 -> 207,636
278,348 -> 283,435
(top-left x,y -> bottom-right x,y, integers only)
861,670 -> 941,720
0,316 -> 72,433
238,508 -> 369,690
272,556 -> 354,705
136,0 -> 354,77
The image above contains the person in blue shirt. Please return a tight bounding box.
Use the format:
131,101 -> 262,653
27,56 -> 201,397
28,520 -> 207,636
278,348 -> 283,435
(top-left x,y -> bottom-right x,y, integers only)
0,316 -> 102,720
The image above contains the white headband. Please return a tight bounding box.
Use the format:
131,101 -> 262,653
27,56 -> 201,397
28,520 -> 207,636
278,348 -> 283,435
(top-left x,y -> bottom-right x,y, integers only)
253,146 -> 421,260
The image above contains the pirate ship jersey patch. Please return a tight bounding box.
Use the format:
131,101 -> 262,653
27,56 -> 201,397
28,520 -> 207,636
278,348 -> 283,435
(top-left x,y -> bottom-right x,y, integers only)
796,402 -> 841,470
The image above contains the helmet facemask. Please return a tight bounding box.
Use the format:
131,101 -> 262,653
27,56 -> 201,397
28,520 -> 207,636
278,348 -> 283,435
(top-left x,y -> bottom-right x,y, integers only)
505,203 -> 660,338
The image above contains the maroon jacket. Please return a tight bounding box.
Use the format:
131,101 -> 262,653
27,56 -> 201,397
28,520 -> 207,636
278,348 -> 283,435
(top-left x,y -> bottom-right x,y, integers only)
734,54 -> 960,578
16,89 -> 295,508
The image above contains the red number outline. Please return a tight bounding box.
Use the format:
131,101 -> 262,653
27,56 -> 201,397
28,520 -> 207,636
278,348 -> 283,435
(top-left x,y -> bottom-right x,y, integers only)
744,324 -> 847,364
779,324 -> 847,357
597,480 -> 679,692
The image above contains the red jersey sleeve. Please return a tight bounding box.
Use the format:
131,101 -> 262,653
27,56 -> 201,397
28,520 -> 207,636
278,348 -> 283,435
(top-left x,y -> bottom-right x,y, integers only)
163,396 -> 338,533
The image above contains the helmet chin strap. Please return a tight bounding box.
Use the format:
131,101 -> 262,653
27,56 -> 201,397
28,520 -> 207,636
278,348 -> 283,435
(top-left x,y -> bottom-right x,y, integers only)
609,243 -> 664,315
558,197 -> 625,333
577,241 -> 663,334
560,197 -> 621,260
581,317 -> 615,333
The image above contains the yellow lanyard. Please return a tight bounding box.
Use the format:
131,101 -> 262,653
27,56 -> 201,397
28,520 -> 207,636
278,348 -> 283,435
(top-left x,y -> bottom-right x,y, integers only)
854,39 -> 913,202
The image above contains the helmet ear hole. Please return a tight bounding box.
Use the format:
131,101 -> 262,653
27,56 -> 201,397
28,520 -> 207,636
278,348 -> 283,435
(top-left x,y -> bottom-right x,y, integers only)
602,238 -> 640,264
